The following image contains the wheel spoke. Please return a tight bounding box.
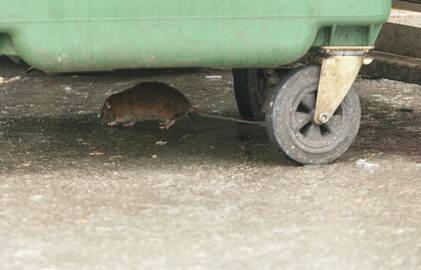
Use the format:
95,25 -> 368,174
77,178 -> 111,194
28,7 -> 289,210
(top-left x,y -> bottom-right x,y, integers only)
301,93 -> 316,111
305,124 -> 322,140
324,115 -> 342,135
295,112 -> 312,131
333,106 -> 343,116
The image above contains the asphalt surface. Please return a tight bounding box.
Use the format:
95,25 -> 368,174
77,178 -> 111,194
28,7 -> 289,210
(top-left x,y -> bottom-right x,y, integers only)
0,58 -> 420,270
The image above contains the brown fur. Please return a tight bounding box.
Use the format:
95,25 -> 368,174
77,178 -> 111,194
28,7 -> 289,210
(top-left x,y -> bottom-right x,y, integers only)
101,82 -> 192,129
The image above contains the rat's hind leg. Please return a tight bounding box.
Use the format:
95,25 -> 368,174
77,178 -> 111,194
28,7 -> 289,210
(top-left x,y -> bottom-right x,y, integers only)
159,119 -> 176,129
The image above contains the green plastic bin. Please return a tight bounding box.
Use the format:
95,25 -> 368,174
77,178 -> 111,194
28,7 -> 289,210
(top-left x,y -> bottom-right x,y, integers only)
0,0 -> 390,72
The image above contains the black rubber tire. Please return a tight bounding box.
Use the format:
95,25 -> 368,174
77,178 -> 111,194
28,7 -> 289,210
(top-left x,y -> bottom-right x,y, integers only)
266,65 -> 361,165
232,69 -> 268,120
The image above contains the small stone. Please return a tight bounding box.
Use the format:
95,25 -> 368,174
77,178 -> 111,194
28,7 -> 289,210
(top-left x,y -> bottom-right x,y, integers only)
30,195 -> 46,203
152,155 -> 158,159
64,86 -> 73,94
7,76 -> 21,83
358,188 -> 369,196
155,141 -> 167,146
355,159 -> 380,172
206,75 -> 222,80
89,150 -> 105,156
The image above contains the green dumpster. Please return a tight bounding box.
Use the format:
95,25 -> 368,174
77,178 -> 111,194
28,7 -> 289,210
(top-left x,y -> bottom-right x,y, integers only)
0,0 -> 392,164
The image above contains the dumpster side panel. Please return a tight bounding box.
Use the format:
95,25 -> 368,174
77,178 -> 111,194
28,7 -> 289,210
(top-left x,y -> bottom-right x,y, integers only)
10,19 -> 317,71
0,0 -> 391,72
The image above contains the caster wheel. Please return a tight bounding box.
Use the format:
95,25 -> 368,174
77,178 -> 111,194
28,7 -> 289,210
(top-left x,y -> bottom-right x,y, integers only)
232,68 -> 268,120
266,65 -> 361,165
274,68 -> 292,79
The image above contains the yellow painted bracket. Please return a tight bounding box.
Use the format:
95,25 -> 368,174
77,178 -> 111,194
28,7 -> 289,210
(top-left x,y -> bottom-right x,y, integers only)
314,47 -> 373,125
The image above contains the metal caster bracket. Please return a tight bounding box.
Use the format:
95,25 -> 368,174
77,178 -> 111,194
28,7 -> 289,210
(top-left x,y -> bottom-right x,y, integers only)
314,46 -> 373,125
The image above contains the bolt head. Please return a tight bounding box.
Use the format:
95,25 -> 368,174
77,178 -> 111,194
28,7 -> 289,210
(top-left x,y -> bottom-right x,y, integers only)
319,113 -> 330,124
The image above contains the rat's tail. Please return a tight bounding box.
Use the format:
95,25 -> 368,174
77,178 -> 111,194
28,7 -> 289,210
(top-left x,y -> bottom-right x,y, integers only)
192,109 -> 265,126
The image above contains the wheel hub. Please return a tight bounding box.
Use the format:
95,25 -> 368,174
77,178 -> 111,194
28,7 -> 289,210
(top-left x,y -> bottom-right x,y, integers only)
293,89 -> 345,149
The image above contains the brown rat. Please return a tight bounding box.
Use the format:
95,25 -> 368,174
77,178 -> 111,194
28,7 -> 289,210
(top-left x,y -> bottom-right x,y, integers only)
100,82 -> 264,129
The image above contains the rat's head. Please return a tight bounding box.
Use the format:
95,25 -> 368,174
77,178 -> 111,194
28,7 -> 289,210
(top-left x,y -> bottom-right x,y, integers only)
100,97 -> 118,125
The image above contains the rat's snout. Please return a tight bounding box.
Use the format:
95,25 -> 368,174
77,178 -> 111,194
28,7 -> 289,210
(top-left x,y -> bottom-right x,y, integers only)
100,112 -> 108,125
100,98 -> 116,126
100,105 -> 112,125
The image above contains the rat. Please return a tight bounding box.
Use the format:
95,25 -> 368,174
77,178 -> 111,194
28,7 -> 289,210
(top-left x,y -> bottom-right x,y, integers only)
100,82 -> 265,129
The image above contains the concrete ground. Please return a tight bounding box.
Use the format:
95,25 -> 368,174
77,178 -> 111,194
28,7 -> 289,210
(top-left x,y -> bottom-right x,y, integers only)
0,58 -> 420,270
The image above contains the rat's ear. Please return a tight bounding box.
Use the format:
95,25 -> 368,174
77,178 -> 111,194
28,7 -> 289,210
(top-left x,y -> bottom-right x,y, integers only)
105,100 -> 112,109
